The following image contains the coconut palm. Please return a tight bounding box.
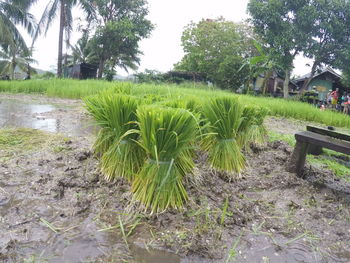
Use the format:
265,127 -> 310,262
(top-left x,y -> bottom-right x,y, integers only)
0,40 -> 37,79
0,0 -> 37,49
34,0 -> 93,78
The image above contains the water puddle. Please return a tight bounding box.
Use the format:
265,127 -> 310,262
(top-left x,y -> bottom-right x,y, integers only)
0,99 -> 94,137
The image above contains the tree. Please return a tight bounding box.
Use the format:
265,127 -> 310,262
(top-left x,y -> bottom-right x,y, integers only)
301,0 -> 350,91
85,0 -> 153,79
35,0 -> 93,78
248,0 -> 313,98
71,30 -> 94,64
0,40 -> 36,79
0,0 -> 36,50
175,18 -> 256,90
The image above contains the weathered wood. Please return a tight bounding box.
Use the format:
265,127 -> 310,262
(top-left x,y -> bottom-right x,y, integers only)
288,140 -> 309,177
289,130 -> 350,177
307,144 -> 323,155
295,131 -> 350,155
306,125 -> 350,142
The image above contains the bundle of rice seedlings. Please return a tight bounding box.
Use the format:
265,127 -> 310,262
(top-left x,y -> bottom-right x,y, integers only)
237,105 -> 268,150
132,106 -> 198,213
84,93 -> 145,181
202,97 -> 245,173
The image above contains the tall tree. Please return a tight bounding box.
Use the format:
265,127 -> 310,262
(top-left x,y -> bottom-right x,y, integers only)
86,0 -> 153,79
248,0 -> 313,98
34,0 -> 93,78
301,0 -> 350,90
175,18 -> 256,90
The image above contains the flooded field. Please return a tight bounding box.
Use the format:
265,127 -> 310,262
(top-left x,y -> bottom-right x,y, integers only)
1,94 -> 350,263
0,96 -> 94,137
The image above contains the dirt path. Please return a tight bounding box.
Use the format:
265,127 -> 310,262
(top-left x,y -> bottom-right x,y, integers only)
1,94 -> 350,263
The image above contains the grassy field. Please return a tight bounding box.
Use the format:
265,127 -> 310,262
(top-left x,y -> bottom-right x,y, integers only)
1,79 -> 350,128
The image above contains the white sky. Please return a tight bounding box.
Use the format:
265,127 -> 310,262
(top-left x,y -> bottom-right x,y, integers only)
22,0 -> 312,77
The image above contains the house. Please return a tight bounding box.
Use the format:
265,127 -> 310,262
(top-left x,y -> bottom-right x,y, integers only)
294,68 -> 347,101
64,63 -> 98,79
253,71 -> 298,96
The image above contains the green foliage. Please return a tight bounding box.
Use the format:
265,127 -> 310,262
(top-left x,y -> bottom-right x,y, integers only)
0,0 -> 36,50
202,97 -> 245,173
84,93 -> 145,181
175,18 -> 256,90
132,106 -> 198,212
87,0 -> 154,78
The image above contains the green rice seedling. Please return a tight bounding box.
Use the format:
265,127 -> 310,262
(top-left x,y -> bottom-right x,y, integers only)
202,97 -> 245,173
84,93 -> 145,181
238,105 -> 268,150
132,106 -> 198,213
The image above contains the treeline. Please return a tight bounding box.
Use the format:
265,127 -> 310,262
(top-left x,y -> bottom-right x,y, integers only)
139,0 -> 350,97
0,0 -> 153,80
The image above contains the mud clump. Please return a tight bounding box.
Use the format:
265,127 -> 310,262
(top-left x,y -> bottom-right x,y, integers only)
1,124 -> 350,263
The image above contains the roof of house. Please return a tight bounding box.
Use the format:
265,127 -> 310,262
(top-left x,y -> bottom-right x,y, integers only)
294,67 -> 341,83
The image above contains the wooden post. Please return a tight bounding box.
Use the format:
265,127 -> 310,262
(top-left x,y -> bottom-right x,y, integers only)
287,141 -> 309,177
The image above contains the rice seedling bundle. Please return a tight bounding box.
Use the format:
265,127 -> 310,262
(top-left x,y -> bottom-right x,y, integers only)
132,106 -> 198,212
84,93 -> 145,181
202,97 -> 245,173
238,105 -> 268,150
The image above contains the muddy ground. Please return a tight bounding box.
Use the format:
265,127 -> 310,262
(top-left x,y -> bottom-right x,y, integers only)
1,94 -> 350,263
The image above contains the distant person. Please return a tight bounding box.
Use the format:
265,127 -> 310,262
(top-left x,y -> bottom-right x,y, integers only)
344,94 -> 350,114
330,88 -> 339,109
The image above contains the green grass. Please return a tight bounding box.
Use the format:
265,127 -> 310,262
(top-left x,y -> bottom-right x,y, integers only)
0,128 -> 59,162
307,155 -> 350,181
1,79 -> 350,129
268,131 -> 296,146
268,130 -> 350,180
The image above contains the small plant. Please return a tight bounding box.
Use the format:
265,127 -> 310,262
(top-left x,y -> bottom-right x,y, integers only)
84,93 -> 145,181
202,97 -> 245,173
132,106 -> 198,212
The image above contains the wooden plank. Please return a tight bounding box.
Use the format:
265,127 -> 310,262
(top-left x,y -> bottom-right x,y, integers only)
295,131 -> 350,155
306,125 -> 350,142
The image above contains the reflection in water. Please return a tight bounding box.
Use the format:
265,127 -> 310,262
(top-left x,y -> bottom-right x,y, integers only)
0,100 -> 57,132
0,99 -> 94,136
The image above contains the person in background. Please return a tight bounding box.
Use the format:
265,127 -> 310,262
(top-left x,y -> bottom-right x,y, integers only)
330,88 -> 339,110
344,94 -> 350,114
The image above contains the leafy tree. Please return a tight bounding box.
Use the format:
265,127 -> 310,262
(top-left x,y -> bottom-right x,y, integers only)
248,0 -> 313,97
35,0 -> 93,77
71,30 -> 96,64
0,40 -> 36,79
300,0 -> 350,90
175,18 -> 256,90
0,0 -> 36,50
85,0 -> 154,79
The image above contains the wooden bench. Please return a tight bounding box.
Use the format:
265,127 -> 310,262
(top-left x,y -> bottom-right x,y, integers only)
306,125 -> 350,155
288,128 -> 350,177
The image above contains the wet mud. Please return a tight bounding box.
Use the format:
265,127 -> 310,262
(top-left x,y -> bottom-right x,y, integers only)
1,94 -> 350,263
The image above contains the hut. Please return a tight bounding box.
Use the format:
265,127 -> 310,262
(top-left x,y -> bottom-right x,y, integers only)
294,68 -> 347,101
65,63 -> 97,79
253,71 -> 298,96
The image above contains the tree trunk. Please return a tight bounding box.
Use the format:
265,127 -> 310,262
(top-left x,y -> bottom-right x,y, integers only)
57,0 -> 65,78
283,70 -> 290,98
301,61 -> 318,92
262,71 -> 273,95
273,76 -> 278,93
98,59 -> 105,79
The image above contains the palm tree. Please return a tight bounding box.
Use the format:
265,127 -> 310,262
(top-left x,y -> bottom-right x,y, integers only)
0,0 -> 37,49
0,40 -> 37,79
34,0 -> 93,78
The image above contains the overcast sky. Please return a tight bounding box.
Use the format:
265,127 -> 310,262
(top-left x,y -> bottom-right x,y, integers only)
23,0 -> 312,77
